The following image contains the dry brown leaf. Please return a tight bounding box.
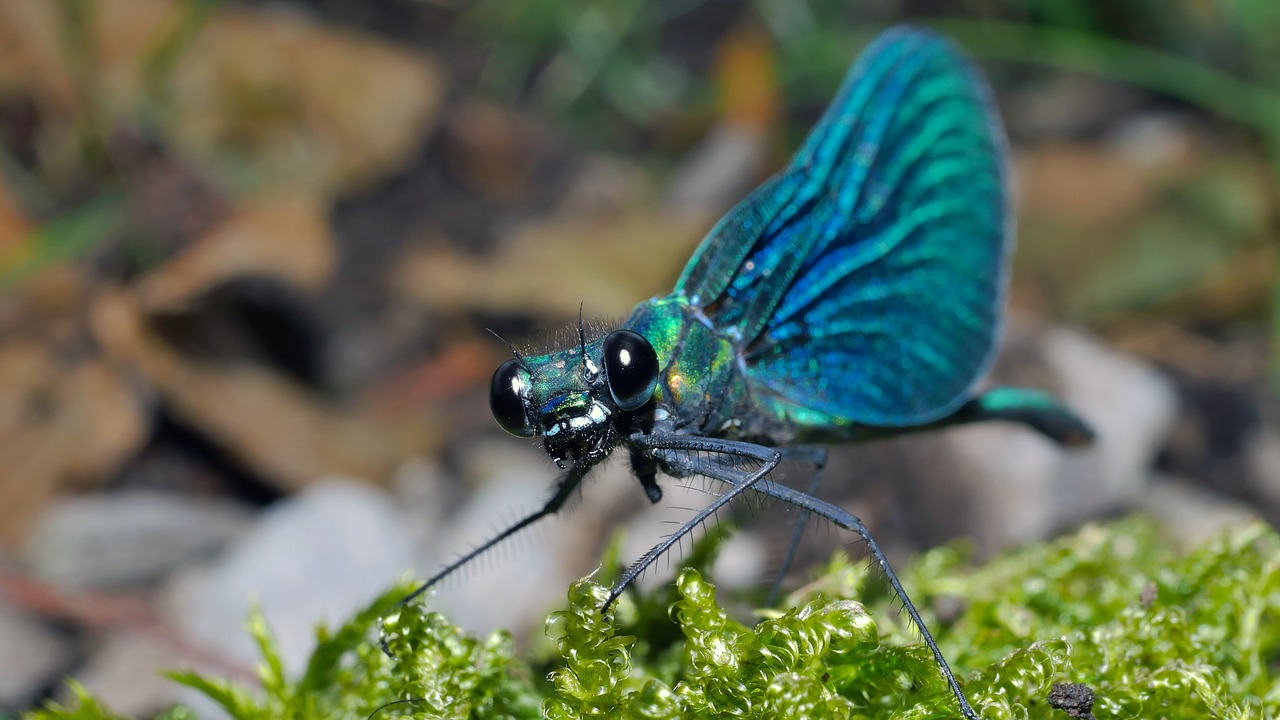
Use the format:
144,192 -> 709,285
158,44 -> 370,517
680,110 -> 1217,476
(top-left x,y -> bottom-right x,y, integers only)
0,0 -> 77,106
92,289 -> 433,492
59,360 -> 150,479
0,0 -> 444,195
165,5 -> 444,194
392,209 -> 714,319
445,102 -> 542,205
134,193 -> 334,310
0,342 -> 147,547
0,342 -> 70,547
1014,143 -> 1194,226
0,266 -> 86,347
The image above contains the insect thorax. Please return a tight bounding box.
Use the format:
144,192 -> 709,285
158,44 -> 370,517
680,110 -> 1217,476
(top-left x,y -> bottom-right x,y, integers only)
625,295 -> 774,442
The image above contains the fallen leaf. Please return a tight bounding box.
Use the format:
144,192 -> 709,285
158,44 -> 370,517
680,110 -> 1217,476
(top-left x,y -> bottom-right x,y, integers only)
164,4 -> 445,194
0,343 -> 147,547
444,101 -> 543,206
364,340 -> 500,416
392,208 -> 714,319
0,0 -> 445,195
1016,144 -> 1179,226
1014,139 -> 1274,326
134,193 -> 334,311
92,289 -> 434,493
60,361 -> 150,479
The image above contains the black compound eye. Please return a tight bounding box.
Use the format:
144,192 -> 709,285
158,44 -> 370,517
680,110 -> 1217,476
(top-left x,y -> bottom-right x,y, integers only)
490,359 -> 534,437
602,330 -> 658,411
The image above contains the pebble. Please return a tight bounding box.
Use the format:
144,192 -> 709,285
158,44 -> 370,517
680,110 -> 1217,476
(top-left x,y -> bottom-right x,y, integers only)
69,631 -> 180,718
1139,475 -> 1260,546
163,480 -> 414,675
0,600 -> 72,708
663,122 -> 768,213
940,325 -> 1178,552
23,490 -> 253,589
1245,409 -> 1280,509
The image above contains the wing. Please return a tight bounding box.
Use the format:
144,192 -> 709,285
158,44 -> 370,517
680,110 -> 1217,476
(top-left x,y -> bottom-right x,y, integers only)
673,27 -> 1009,426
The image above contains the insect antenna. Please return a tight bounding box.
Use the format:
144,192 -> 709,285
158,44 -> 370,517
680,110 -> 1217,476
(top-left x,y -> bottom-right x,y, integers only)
485,327 -> 531,372
576,302 -> 590,372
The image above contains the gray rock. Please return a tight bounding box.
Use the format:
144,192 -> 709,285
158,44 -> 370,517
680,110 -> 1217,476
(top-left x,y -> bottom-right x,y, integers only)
1039,326 -> 1178,516
23,491 -> 253,588
929,324 -> 1177,552
388,456 -> 452,564
663,123 -> 768,214
0,601 -> 72,708
1139,475 -> 1260,545
1004,76 -> 1146,139
617,478 -> 768,596
1246,416 -> 1280,509
163,480 -> 414,675
69,630 -> 182,718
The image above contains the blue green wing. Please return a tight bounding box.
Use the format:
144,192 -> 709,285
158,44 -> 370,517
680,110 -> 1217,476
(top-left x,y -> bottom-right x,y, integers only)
673,27 -> 1009,426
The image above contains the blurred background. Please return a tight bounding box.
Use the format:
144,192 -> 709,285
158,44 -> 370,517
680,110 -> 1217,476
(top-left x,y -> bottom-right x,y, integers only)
0,0 -> 1277,716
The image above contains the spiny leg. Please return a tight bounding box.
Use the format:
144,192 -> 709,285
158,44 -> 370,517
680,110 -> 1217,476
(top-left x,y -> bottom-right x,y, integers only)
640,434 -> 979,720
380,466 -> 588,657
766,446 -> 828,608
747,482 -> 977,720
607,434 -> 781,610
396,464 -> 588,608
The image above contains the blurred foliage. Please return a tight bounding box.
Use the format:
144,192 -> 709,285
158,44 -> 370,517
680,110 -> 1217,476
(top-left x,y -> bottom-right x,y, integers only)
26,518 -> 1280,719
460,0 -> 1280,140
0,192 -> 127,288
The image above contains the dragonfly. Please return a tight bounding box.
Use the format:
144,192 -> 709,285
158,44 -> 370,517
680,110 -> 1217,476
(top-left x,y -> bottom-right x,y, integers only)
401,26 -> 1093,719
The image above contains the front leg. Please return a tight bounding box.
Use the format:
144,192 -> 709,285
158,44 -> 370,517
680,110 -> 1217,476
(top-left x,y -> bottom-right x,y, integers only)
609,433 -> 782,610
768,445 -> 828,607
649,442 -> 979,720
630,450 -> 663,504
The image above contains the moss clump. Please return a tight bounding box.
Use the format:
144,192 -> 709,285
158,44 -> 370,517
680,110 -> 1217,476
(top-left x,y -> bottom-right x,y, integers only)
26,518 -> 1280,719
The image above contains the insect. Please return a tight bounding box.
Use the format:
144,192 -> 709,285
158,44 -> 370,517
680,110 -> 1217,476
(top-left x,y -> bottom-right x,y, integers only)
402,26 -> 1093,719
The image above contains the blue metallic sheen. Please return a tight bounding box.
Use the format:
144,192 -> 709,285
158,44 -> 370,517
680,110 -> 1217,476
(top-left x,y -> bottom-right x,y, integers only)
670,27 -> 1008,428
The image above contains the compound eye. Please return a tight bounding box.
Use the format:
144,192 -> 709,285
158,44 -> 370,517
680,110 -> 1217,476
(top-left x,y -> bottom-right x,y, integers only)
602,330 -> 658,411
490,359 -> 534,437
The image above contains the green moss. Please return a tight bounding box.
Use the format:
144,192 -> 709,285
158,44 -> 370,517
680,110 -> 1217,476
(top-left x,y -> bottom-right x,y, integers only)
26,518 -> 1280,719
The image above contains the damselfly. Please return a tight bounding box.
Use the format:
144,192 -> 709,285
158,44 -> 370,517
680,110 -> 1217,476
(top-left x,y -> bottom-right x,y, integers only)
402,26 -> 1092,719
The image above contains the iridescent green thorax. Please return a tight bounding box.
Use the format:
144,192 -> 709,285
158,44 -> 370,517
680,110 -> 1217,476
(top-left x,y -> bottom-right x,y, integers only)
626,295 -> 778,442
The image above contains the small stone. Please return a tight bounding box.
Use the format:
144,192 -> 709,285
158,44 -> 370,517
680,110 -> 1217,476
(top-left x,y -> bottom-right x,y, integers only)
1139,580 -> 1158,607
1139,476 -> 1259,546
1047,681 -> 1096,720
164,480 -> 414,674
663,123 -> 768,214
23,490 -> 253,588
70,631 -> 180,718
1245,420 -> 1280,508
943,325 -> 1177,551
0,601 -> 72,707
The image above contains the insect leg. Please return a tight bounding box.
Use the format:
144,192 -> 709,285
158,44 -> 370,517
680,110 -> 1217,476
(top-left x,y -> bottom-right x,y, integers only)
395,464 -> 588,608
609,434 -> 781,610
766,446 -> 828,607
725,475 -> 978,720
